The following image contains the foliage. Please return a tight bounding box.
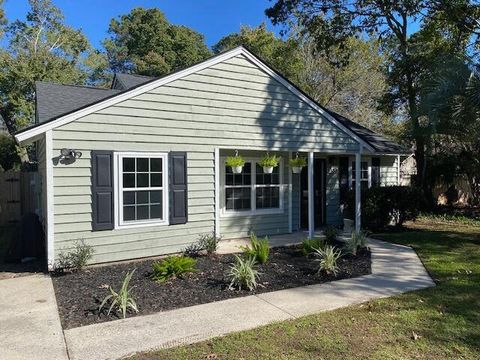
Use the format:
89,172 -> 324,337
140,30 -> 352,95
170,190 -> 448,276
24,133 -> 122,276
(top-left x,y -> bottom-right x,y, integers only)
289,156 -> 307,168
99,269 -> 138,319
419,212 -> 480,227
323,226 -> 337,243
314,245 -> 341,276
301,238 -> 324,256
227,255 -> 260,291
0,133 -> 20,171
213,23 -> 303,81
344,231 -> 368,256
183,242 -> 203,257
54,239 -> 94,272
151,256 -> 196,283
240,233 -> 270,264
0,0 -> 107,133
345,186 -> 424,231
259,154 -> 280,168
225,155 -> 245,168
198,232 -> 220,255
103,7 -> 211,77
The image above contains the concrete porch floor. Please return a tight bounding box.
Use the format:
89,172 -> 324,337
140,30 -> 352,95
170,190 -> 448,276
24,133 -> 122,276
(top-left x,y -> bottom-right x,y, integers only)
217,230 -> 350,254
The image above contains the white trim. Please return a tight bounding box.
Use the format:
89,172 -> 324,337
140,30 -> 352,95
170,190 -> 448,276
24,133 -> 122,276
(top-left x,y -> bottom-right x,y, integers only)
114,152 -> 169,229
308,152 -> 314,239
349,157 -> 371,189
214,148 -> 220,237
288,151 -> 293,233
15,46 -> 374,152
355,146 -> 363,233
45,130 -> 55,270
397,155 -> 401,185
220,156 -> 285,217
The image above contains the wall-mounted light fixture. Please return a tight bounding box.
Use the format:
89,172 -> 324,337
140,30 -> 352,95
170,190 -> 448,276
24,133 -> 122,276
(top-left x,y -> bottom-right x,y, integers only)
60,148 -> 82,160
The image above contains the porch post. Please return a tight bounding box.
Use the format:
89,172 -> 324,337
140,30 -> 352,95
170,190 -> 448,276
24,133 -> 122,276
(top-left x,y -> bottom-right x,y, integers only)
214,148 -> 220,238
397,154 -> 401,185
288,151 -> 293,233
308,151 -> 314,238
355,146 -> 362,233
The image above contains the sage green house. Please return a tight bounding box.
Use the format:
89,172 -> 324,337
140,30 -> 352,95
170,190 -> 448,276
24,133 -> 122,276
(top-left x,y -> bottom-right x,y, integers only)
15,46 -> 408,267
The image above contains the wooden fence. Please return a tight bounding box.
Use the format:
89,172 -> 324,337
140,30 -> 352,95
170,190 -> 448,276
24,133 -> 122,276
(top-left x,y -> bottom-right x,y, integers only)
0,171 -> 39,226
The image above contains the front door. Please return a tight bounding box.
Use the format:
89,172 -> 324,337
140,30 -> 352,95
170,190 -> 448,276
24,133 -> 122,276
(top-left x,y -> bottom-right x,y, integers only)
300,158 -> 326,229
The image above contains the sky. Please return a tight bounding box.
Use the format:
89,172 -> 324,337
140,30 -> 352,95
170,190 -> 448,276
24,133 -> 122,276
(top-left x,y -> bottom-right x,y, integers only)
3,0 -> 282,49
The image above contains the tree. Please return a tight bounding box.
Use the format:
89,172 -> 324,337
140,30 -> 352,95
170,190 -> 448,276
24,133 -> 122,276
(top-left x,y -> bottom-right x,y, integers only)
0,133 -> 20,171
266,0 -> 480,188
104,8 -> 211,77
0,0 -> 6,38
0,0 -> 106,133
212,23 -> 303,81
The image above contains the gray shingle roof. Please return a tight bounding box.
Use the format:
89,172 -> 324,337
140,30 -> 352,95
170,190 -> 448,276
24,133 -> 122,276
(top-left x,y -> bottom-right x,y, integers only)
35,82 -> 120,124
32,71 -> 407,154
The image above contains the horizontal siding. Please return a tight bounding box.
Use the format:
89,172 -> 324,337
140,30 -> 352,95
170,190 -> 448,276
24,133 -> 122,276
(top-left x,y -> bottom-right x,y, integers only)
52,53 -> 360,264
380,156 -> 399,186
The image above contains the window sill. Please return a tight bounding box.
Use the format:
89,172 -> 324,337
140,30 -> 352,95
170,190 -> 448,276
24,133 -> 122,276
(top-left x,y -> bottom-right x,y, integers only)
221,209 -> 285,218
115,220 -> 169,230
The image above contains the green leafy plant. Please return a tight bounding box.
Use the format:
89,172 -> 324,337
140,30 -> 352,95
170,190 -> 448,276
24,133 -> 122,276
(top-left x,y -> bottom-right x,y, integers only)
55,239 -> 94,272
225,155 -> 245,168
240,233 -> 270,264
315,245 -> 342,276
151,256 -> 197,283
99,269 -> 138,319
345,231 -> 368,256
324,226 -> 338,243
228,255 -> 260,291
184,232 -> 221,257
302,238 -> 325,255
259,154 -> 280,167
289,157 -> 307,168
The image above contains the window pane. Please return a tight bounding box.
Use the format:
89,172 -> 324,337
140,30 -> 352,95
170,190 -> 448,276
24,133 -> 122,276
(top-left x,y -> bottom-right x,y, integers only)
225,188 -> 234,210
256,164 -> 279,185
151,173 -> 162,187
123,158 -> 135,172
136,191 -> 149,204
150,204 -> 162,219
137,205 -> 149,220
256,187 -> 280,209
225,187 -> 251,211
150,158 -> 162,172
225,173 -> 233,186
150,190 -> 162,203
123,206 -> 135,221
123,191 -> 135,205
123,173 -> 135,188
137,158 -> 149,172
137,173 -> 149,187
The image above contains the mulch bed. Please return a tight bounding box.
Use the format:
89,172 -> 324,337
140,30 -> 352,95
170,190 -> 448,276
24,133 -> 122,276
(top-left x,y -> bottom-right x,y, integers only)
52,244 -> 371,329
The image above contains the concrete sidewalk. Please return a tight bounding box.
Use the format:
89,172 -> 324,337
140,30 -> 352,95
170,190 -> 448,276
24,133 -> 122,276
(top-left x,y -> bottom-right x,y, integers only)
0,274 -> 68,360
63,239 -> 435,360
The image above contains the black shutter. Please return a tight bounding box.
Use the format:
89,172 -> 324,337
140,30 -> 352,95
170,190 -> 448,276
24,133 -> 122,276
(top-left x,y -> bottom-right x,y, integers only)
339,157 -> 349,203
371,157 -> 381,187
169,152 -> 188,225
91,151 -> 114,231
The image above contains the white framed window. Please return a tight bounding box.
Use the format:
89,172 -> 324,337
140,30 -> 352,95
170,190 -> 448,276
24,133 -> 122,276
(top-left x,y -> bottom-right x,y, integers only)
114,152 -> 168,228
349,159 -> 371,189
222,158 -> 284,216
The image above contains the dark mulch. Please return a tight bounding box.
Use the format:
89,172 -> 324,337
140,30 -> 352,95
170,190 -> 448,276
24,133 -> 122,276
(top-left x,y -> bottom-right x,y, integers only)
52,244 -> 371,329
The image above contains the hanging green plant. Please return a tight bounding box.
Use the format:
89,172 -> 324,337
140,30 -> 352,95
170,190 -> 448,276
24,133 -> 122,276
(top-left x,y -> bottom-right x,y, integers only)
289,156 -> 307,174
259,154 -> 280,174
226,153 -> 245,174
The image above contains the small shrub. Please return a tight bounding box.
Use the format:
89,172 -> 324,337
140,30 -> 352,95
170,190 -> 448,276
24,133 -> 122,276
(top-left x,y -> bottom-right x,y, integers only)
55,239 -> 94,272
315,245 -> 342,276
99,269 -> 138,319
324,226 -> 338,243
151,256 -> 196,283
344,231 -> 368,256
226,155 -> 245,167
259,154 -> 281,167
302,238 -> 324,255
198,232 -> 220,255
240,233 -> 270,264
228,255 -> 260,291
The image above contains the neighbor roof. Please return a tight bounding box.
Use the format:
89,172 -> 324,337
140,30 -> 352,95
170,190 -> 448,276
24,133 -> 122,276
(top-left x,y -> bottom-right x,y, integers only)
17,46 -> 406,154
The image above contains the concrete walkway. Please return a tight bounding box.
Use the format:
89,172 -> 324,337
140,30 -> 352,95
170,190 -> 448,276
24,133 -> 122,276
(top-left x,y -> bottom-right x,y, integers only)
62,239 -> 435,360
0,274 -> 68,360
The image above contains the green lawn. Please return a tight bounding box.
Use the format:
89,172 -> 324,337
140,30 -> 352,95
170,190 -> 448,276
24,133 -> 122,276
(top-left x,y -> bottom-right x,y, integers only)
132,217 -> 480,360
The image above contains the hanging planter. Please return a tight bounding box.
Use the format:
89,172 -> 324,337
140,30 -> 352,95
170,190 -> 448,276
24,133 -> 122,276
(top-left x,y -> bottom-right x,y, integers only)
289,155 -> 307,174
226,151 -> 245,174
259,153 -> 280,174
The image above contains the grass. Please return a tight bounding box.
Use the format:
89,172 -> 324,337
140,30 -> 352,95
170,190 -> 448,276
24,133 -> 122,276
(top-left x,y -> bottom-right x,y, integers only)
131,217 -> 480,360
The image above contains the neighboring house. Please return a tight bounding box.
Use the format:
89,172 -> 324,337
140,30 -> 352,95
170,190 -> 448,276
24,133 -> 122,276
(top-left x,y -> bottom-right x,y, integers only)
15,46 -> 408,266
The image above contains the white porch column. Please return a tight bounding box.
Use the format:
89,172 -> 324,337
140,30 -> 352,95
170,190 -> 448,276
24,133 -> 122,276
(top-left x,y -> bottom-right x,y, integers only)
397,154 -> 401,185
308,151 -> 314,238
355,146 -> 362,233
288,151 -> 293,233
214,148 -> 220,238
